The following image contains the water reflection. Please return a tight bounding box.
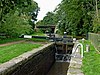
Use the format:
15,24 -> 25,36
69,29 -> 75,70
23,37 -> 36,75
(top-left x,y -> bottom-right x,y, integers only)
47,62 -> 69,75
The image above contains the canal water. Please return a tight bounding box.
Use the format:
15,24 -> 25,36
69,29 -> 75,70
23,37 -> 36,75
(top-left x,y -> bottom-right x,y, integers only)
47,62 -> 69,75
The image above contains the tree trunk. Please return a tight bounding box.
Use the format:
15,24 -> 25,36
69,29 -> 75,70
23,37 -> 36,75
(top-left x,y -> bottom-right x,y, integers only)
95,0 -> 99,21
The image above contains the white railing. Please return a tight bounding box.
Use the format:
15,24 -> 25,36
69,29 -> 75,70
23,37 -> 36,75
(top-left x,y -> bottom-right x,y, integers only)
72,42 -> 83,58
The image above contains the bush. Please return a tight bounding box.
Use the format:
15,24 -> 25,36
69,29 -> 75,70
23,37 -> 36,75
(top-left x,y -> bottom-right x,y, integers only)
0,13 -> 33,38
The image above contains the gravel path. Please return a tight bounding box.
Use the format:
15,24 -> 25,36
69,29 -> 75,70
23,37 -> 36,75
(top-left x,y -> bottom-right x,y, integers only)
0,40 -> 48,47
0,40 -> 26,47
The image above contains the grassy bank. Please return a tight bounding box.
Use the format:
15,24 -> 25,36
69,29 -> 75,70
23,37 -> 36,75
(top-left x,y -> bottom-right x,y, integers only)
0,38 -> 24,44
29,38 -> 48,42
31,32 -> 45,36
79,40 -> 95,51
79,40 -> 100,75
0,43 -> 42,64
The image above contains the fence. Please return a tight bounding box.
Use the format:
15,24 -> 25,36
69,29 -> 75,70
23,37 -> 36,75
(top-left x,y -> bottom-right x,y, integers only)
88,33 -> 100,52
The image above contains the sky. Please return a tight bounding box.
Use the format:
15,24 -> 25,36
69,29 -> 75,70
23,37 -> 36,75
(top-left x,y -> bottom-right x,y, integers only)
34,0 -> 62,21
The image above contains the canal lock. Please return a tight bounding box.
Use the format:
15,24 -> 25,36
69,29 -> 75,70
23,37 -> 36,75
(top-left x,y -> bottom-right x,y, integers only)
47,42 -> 74,75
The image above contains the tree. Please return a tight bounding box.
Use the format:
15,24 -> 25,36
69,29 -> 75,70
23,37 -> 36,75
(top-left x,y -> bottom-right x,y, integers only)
54,0 -> 98,35
36,0 -> 100,35
0,0 -> 39,38
36,12 -> 58,25
93,0 -> 100,33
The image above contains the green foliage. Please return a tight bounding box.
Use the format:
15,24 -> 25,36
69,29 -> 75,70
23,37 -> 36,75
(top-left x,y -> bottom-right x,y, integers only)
36,12 -> 58,25
93,13 -> 100,33
0,42 -> 42,63
37,0 -> 100,35
0,14 -> 33,37
0,0 -> 39,38
55,0 -> 95,36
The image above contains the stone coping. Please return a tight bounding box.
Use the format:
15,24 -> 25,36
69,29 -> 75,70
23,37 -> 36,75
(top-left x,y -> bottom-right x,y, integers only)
0,42 -> 54,75
67,42 -> 84,75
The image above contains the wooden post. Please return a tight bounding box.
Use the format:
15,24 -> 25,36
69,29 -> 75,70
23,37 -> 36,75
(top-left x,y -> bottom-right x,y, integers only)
62,44 -> 67,54
62,32 -> 67,54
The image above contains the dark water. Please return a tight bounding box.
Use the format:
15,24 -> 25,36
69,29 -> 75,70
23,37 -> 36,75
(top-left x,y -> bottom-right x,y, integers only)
47,62 -> 69,75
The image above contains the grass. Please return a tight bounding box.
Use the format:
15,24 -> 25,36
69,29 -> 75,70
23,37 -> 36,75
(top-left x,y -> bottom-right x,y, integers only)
0,42 -> 42,64
29,32 -> 48,42
79,40 -> 100,75
0,38 -> 24,44
79,40 -> 95,51
31,32 -> 45,36
0,32 -> 45,44
29,38 -> 48,42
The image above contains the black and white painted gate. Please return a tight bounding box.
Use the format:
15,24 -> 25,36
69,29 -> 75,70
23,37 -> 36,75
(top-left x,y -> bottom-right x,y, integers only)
20,32 -> 73,62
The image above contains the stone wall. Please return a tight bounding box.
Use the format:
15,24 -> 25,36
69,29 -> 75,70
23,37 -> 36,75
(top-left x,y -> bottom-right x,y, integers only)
88,33 -> 100,52
0,43 -> 55,75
